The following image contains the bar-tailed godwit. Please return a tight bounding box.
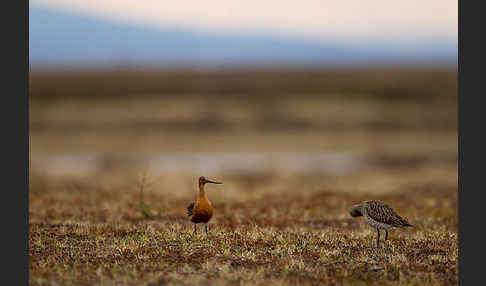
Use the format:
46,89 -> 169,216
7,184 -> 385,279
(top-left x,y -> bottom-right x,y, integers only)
187,176 -> 223,235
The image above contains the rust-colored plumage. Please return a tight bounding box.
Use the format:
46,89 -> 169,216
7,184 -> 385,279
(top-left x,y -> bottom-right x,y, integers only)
350,200 -> 413,247
187,176 -> 222,235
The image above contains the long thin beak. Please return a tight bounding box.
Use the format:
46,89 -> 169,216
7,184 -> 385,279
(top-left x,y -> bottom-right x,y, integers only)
205,179 -> 222,184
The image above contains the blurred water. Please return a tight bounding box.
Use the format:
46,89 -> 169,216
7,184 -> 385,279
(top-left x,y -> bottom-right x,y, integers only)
30,152 -> 364,177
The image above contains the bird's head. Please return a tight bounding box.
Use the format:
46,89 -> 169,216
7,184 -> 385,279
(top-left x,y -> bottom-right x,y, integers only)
199,176 -> 223,186
349,204 -> 363,217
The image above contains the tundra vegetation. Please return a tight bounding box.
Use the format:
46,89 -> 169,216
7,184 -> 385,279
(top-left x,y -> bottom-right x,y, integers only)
29,67 -> 457,285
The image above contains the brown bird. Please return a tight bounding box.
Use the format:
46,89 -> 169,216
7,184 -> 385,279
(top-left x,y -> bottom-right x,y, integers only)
187,176 -> 222,235
350,200 -> 413,247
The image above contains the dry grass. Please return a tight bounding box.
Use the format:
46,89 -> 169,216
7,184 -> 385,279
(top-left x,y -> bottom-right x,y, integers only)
29,67 -> 457,103
29,67 -> 457,285
29,67 -> 457,156
29,164 -> 457,286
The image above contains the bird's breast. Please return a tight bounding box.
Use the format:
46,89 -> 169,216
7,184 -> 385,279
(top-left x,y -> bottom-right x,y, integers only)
191,200 -> 213,223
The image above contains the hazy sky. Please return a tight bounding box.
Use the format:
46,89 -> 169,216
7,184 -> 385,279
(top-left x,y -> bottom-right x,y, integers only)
31,0 -> 457,44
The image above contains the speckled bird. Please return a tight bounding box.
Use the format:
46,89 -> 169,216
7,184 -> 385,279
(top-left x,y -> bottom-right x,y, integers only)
349,200 -> 413,247
187,176 -> 222,236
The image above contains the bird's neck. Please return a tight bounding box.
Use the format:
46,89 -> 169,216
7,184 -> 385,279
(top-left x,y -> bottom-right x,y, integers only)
198,183 -> 208,200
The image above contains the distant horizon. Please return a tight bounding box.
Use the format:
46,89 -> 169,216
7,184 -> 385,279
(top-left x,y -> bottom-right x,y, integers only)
30,61 -> 458,72
29,5 -> 457,68
31,0 -> 457,43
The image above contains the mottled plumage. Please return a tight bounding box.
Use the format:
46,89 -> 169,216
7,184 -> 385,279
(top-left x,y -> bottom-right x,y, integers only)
350,200 -> 413,247
187,176 -> 222,236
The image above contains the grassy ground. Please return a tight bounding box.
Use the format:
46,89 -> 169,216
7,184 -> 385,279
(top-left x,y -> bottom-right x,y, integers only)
29,67 -> 457,103
29,164 -> 457,286
29,67 -> 457,285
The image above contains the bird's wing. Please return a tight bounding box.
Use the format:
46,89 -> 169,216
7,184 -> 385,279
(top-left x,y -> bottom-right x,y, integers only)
364,201 -> 412,227
187,202 -> 195,217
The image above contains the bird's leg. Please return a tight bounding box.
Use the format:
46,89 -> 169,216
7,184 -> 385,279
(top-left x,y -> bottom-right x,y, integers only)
205,224 -> 209,236
385,230 -> 388,241
376,228 -> 380,247
194,223 -> 197,235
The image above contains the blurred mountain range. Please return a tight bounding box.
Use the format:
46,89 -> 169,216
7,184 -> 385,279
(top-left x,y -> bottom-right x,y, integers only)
29,7 -> 457,67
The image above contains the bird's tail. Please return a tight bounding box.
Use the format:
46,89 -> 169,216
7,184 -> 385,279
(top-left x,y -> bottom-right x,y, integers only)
187,202 -> 195,217
402,221 -> 414,227
397,215 -> 414,227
